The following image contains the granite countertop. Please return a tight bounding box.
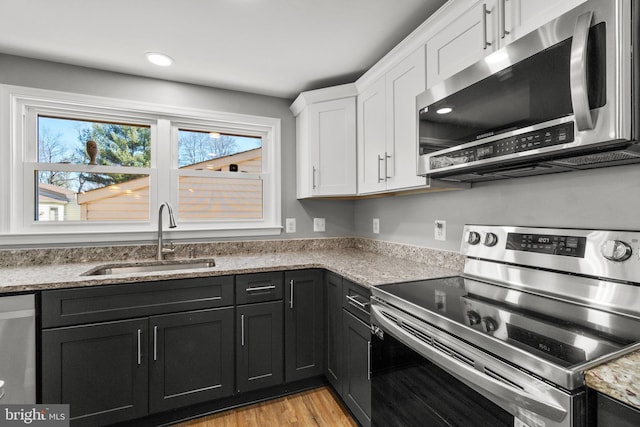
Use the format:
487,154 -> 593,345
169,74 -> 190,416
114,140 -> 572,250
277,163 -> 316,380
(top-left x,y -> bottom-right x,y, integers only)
0,248 -> 460,294
585,350 -> 640,409
2,238 -> 638,411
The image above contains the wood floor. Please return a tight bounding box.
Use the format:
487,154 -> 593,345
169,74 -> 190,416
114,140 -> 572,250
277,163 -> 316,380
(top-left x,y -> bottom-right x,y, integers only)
173,386 -> 357,427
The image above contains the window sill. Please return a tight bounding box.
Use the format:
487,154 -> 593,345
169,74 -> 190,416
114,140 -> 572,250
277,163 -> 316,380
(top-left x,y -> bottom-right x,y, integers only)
0,226 -> 283,248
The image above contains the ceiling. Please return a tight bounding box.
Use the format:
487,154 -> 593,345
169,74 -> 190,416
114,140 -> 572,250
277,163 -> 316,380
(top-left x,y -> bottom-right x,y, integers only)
0,0 -> 447,99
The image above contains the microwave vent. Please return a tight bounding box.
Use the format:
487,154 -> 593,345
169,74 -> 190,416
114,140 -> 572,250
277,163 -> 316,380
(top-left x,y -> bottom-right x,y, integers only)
552,149 -> 640,167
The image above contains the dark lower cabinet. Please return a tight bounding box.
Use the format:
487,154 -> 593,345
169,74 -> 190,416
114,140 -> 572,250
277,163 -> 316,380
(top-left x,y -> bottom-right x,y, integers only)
149,307 -> 234,413
236,301 -> 284,393
284,270 -> 324,382
325,272 -> 344,393
343,310 -> 372,427
42,318 -> 149,426
594,392 -> 640,427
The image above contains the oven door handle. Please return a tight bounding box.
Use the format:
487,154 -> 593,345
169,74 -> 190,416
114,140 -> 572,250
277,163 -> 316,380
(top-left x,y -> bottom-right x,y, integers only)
372,305 -> 568,422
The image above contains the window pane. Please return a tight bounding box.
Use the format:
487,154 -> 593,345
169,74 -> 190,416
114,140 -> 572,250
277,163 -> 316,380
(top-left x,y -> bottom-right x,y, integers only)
177,129 -> 262,170
178,176 -> 263,220
38,116 -> 151,167
36,172 -> 149,221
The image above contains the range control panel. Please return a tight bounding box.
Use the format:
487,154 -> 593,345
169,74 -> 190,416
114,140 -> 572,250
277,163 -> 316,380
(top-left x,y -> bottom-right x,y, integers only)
460,225 -> 640,284
506,233 -> 586,258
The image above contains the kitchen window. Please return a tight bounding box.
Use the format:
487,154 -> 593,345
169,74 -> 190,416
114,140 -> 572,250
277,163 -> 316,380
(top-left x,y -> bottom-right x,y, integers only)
0,85 -> 281,245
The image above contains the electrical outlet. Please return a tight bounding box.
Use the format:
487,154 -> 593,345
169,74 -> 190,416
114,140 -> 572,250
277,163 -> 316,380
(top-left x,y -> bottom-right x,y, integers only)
435,220 -> 446,241
373,218 -> 380,234
313,218 -> 325,232
285,218 -> 296,233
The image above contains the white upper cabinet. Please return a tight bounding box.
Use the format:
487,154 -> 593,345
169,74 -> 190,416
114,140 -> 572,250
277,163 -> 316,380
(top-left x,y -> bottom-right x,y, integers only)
426,0 -> 587,88
357,47 -> 427,195
291,84 -> 357,199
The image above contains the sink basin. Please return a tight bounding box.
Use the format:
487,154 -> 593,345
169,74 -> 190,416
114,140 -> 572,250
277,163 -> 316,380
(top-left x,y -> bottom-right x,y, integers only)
82,259 -> 216,276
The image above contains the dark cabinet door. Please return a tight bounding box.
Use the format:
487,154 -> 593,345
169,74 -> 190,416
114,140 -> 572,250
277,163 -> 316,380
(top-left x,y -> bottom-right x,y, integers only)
41,318 -> 149,427
148,307 -> 235,413
236,301 -> 283,393
284,270 -> 324,382
325,272 -> 343,393
343,310 -> 372,427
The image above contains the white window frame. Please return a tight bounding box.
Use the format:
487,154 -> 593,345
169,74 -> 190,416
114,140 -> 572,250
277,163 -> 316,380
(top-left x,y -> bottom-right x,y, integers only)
0,85 -> 282,246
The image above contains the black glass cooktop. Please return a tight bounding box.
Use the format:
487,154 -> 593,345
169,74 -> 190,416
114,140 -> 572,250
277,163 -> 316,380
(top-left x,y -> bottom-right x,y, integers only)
375,276 -> 627,368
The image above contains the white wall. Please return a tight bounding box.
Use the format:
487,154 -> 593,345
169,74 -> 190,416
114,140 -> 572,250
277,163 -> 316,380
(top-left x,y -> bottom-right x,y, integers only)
354,164 -> 640,251
0,53 -> 355,243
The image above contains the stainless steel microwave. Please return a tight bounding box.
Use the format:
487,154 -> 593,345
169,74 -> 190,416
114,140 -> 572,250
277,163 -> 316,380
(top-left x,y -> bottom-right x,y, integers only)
417,0 -> 639,182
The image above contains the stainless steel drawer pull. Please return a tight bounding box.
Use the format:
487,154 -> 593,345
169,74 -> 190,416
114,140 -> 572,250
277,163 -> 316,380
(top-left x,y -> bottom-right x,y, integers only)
500,0 -> 509,39
241,314 -> 245,347
246,285 -> 276,292
346,295 -> 370,312
153,326 -> 158,362
367,340 -> 372,381
289,279 -> 295,309
137,329 -> 142,365
377,155 -> 384,183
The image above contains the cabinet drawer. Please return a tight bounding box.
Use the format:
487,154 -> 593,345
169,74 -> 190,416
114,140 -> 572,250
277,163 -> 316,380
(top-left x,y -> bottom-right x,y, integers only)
235,272 -> 284,304
342,279 -> 371,323
41,276 -> 234,328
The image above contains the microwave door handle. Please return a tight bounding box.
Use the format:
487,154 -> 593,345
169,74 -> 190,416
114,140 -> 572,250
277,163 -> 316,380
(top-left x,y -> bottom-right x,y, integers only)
570,10 -> 594,131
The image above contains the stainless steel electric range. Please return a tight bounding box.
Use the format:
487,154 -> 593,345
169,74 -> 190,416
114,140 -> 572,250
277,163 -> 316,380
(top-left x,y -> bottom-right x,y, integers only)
370,225 -> 640,427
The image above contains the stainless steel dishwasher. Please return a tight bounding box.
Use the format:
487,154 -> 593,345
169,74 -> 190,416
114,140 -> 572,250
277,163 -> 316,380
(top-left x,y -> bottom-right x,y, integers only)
0,294 -> 36,403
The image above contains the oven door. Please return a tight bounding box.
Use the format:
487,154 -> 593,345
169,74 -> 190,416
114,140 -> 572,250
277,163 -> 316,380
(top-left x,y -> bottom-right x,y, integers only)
371,303 -> 584,427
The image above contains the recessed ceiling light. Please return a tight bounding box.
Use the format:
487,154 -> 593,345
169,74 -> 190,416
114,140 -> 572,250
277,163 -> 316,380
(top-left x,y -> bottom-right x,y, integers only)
145,52 -> 174,67
436,107 -> 453,115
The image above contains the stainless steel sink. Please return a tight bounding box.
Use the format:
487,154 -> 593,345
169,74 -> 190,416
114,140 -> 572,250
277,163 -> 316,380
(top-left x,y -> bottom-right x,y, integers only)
82,259 -> 216,276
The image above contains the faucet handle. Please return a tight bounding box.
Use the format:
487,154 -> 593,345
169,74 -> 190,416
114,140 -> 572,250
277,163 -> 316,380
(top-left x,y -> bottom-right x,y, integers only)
162,242 -> 176,255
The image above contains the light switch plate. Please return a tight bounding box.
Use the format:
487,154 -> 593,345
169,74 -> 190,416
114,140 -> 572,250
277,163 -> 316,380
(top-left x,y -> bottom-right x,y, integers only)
373,218 -> 380,234
313,218 -> 325,232
285,218 -> 296,233
435,220 -> 446,241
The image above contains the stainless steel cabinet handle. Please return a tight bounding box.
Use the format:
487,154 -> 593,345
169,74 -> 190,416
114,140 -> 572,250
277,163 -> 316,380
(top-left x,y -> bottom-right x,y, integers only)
367,340 -> 372,381
377,155 -> 384,183
153,326 -> 158,362
312,166 -> 317,189
500,0 -> 509,39
570,10 -> 595,131
241,314 -> 245,347
385,152 -> 391,180
289,279 -> 295,309
482,3 -> 492,50
137,329 -> 142,365
346,295 -> 370,312
246,285 -> 276,292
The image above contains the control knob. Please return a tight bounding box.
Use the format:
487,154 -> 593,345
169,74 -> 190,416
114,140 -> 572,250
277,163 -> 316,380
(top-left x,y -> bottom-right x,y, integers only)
484,232 -> 499,247
482,316 -> 498,333
466,310 -> 481,326
601,240 -> 632,262
467,231 -> 481,245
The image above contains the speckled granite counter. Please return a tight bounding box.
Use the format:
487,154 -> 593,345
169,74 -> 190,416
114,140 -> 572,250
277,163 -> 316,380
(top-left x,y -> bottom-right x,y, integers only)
0,238 -> 463,293
586,350 -> 640,409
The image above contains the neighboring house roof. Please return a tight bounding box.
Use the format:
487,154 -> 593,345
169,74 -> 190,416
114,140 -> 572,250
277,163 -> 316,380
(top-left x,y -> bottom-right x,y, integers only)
38,182 -> 76,204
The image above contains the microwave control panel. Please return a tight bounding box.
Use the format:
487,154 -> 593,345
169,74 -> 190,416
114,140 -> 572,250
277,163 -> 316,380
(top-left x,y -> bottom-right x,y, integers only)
429,123 -> 575,170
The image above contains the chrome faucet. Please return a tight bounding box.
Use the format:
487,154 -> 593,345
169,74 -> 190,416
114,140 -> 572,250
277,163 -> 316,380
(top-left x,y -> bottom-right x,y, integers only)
157,202 -> 177,260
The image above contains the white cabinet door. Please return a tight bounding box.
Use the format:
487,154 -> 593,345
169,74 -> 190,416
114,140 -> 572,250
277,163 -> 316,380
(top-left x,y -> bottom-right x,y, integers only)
502,0 -> 587,46
357,77 -> 387,194
385,47 -> 427,190
308,98 -> 356,196
426,0 -> 497,89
